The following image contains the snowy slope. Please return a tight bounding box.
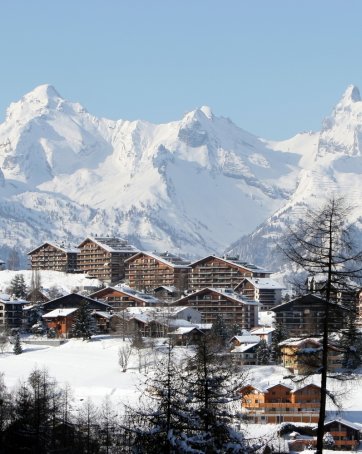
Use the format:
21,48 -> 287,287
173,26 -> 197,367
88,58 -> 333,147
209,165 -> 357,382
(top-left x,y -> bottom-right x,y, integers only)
0,85 -> 300,264
228,85 -> 362,271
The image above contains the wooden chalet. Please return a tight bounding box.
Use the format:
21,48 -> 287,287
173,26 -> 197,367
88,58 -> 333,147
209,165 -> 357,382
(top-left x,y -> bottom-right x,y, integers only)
28,242 -> 78,273
42,293 -> 112,313
189,255 -> 272,290
125,251 -> 190,292
279,337 -> 343,375
171,288 -> 259,329
89,285 -> 162,310
169,327 -> 204,345
322,418 -> 361,450
240,383 -> 321,424
234,277 -> 284,311
42,308 -> 78,337
272,293 -> 345,337
77,237 -> 139,283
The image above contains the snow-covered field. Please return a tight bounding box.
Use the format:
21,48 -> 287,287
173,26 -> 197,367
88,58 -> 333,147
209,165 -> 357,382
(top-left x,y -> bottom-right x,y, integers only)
0,337 -> 362,453
0,269 -> 102,295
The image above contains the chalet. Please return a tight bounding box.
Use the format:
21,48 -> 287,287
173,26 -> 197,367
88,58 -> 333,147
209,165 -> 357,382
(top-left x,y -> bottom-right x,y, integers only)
169,327 -> 204,345
125,251 -> 190,292
77,237 -> 139,283
0,294 -> 26,329
41,293 -> 112,313
271,293 -> 345,337
250,326 -> 275,344
42,308 -> 78,337
28,242 -> 78,273
171,288 -> 259,329
279,337 -> 343,375
229,333 -> 261,365
42,307 -> 114,337
240,383 -> 321,424
234,277 -> 284,311
321,418 -> 361,450
89,285 -> 162,310
189,255 -> 272,290
117,306 -> 202,337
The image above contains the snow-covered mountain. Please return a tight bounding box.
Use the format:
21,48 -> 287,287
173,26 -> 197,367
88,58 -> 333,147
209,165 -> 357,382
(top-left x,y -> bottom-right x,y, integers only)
228,85 -> 362,270
1,84 -> 362,269
0,84 -> 300,265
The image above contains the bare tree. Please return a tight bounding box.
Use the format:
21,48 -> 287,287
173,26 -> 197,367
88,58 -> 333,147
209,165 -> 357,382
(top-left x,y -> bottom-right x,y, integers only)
118,344 -> 133,372
279,196 -> 362,454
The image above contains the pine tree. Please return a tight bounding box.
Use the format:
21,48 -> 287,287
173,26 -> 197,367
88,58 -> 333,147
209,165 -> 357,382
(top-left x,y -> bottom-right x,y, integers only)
255,339 -> 271,365
9,274 -> 27,298
70,300 -> 95,340
210,314 -> 230,346
271,321 -> 288,363
13,333 -> 22,355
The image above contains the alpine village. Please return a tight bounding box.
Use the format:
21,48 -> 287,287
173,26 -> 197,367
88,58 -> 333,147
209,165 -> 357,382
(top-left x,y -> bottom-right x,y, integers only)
0,222 -> 362,454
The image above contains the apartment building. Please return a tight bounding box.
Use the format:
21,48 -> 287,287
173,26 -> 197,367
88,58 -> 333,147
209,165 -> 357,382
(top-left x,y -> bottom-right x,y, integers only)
171,288 -> 259,329
77,237 -> 139,283
28,242 -> 78,272
235,277 -> 284,311
125,251 -> 190,292
189,255 -> 272,290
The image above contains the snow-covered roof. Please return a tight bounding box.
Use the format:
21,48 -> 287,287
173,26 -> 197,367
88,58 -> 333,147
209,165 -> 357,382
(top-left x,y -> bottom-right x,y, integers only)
42,308 -> 78,318
195,323 -> 212,330
240,277 -> 285,290
176,288 -> 259,306
279,337 -> 321,347
231,334 -> 260,344
169,327 -> 200,335
92,311 -> 113,319
79,237 -> 139,254
231,343 -> 259,353
125,251 -> 190,268
250,326 -> 275,335
28,241 -> 79,255
324,417 -> 362,431
190,255 -> 272,274
153,285 -> 177,293
94,285 -> 161,304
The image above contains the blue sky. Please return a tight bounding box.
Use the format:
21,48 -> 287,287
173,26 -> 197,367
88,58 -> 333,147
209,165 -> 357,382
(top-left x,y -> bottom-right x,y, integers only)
1,0 -> 362,139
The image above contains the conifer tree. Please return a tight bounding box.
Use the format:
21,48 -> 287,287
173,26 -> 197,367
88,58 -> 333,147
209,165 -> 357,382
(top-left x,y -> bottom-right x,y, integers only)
271,321 -> 288,363
13,332 -> 22,355
9,274 -> 27,298
255,339 -> 271,365
71,300 -> 95,340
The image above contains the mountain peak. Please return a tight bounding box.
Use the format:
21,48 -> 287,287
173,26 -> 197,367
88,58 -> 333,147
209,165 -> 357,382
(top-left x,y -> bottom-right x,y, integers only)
199,105 -> 213,119
337,85 -> 361,107
24,84 -> 62,102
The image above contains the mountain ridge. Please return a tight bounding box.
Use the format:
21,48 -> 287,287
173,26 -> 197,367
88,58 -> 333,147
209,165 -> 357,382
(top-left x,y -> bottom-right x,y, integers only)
0,84 -> 360,269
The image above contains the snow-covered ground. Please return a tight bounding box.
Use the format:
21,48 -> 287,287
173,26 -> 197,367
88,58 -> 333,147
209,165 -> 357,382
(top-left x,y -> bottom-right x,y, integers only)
0,338 -> 362,453
0,269 -> 102,295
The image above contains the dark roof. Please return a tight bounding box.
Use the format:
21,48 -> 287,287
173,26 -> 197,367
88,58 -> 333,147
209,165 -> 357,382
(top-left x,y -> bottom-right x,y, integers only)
42,293 -> 111,311
271,293 -> 326,312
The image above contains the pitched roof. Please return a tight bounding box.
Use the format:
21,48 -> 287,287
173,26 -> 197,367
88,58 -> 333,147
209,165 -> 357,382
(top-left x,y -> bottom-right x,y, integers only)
78,237 -> 139,254
42,308 -> 78,318
28,241 -> 79,255
237,277 -> 285,290
124,251 -> 190,268
190,255 -> 272,274
271,293 -> 326,312
174,288 -> 259,306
